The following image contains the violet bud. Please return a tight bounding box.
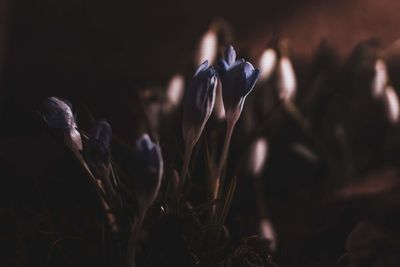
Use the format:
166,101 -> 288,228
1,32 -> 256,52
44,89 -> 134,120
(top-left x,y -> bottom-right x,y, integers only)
42,96 -> 76,130
182,60 -> 218,147
42,96 -> 82,154
133,134 -> 164,209
84,120 -> 112,169
217,45 -> 260,123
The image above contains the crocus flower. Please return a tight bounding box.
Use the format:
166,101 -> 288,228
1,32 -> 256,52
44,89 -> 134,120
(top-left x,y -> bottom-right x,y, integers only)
208,46 -> 259,204
133,134 -> 164,209
42,96 -> 76,130
182,60 -> 218,148
42,97 -> 119,236
42,96 -> 82,153
217,45 -> 260,123
180,61 -> 217,190
84,120 -> 122,220
84,119 -> 112,170
126,134 -> 164,267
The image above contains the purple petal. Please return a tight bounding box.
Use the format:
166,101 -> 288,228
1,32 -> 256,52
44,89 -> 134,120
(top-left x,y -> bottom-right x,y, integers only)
243,62 -> 256,79
42,96 -> 75,129
225,45 -> 236,66
194,60 -> 209,76
231,58 -> 245,68
244,68 -> 260,96
216,59 -> 229,77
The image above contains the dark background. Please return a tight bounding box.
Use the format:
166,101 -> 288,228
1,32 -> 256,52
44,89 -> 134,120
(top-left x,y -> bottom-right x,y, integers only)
1,0 -> 400,162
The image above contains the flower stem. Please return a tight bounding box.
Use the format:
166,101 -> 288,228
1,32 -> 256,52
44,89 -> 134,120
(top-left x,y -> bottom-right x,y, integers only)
65,131 -> 120,234
179,140 -> 194,194
212,119 -> 235,201
126,211 -> 145,267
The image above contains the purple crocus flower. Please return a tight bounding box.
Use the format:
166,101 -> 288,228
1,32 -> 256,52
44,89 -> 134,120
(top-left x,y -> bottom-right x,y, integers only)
42,96 -> 82,160
126,134 -> 164,267
84,120 -> 112,169
42,96 -> 76,130
182,60 -> 218,147
133,134 -> 164,209
217,45 -> 260,122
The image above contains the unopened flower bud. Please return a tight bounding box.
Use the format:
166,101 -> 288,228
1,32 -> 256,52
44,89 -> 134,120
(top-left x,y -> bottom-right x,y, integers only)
84,120 -> 112,170
42,96 -> 82,153
42,96 -> 76,130
217,45 -> 259,123
133,134 -> 164,210
182,60 -> 218,147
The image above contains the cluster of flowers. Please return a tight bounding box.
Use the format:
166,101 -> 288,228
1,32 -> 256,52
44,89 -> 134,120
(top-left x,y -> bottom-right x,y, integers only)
41,44 -> 262,266
40,24 -> 400,266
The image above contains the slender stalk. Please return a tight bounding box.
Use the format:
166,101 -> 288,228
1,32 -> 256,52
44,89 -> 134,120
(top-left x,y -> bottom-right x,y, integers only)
212,119 -> 235,200
101,199 -> 119,233
81,162 -> 120,233
179,140 -> 194,194
64,131 -> 119,234
126,211 -> 145,267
